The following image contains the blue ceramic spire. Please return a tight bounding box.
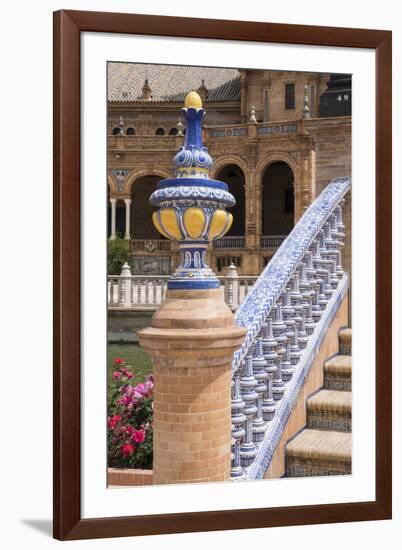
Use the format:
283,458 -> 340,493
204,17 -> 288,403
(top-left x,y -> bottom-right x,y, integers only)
150,91 -> 235,290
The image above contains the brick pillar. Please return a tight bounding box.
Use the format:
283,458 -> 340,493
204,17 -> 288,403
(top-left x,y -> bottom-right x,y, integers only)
139,288 -> 246,484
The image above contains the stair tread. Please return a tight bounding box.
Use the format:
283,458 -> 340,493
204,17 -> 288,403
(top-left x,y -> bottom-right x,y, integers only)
339,327 -> 352,342
324,354 -> 351,374
308,389 -> 351,413
286,429 -> 351,462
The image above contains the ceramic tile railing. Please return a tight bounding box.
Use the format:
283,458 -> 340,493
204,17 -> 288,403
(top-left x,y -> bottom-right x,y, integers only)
230,177 -> 351,480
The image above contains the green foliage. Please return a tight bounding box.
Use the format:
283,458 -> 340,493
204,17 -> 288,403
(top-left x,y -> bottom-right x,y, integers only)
108,344 -> 152,386
108,238 -> 130,274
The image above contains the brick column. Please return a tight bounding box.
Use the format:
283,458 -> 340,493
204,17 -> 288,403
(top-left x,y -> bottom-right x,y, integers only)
139,288 -> 245,484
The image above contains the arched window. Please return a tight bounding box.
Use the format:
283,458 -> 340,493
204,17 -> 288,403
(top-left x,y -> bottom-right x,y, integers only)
215,164 -> 246,236
130,176 -> 164,240
169,127 -> 178,135
156,127 -> 165,136
112,127 -> 121,135
262,161 -> 294,236
126,127 -> 135,135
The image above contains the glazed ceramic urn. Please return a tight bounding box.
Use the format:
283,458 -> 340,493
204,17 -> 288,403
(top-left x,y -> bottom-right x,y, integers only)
149,91 -> 235,290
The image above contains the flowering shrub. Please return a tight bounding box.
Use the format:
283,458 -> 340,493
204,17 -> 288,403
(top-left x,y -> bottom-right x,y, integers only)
108,358 -> 153,469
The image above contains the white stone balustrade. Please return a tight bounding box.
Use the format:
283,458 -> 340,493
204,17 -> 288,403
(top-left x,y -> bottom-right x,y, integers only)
230,177 -> 351,480
108,262 -> 257,310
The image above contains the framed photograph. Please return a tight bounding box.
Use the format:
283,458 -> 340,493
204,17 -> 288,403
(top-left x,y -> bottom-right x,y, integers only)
53,10 -> 392,540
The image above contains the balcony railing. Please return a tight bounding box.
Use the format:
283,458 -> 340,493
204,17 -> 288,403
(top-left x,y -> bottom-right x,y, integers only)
230,177 -> 351,480
261,235 -> 288,249
108,135 -> 179,150
205,120 -> 301,139
213,236 -> 246,249
206,124 -> 248,139
129,236 -> 285,252
130,239 -> 172,253
108,120 -> 302,152
257,121 -> 299,136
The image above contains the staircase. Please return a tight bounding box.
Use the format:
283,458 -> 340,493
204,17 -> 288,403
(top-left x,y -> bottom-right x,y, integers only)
285,328 -> 352,477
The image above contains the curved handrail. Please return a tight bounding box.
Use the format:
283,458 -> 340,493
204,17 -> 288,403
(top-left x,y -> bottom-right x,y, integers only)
233,177 -> 351,372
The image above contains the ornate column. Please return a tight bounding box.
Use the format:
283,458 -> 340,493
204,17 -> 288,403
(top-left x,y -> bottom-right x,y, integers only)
298,144 -> 316,217
302,84 -> 311,119
245,132 -> 258,252
124,198 -> 132,240
245,132 -> 259,273
245,168 -> 257,249
139,92 -> 246,484
109,198 -> 117,240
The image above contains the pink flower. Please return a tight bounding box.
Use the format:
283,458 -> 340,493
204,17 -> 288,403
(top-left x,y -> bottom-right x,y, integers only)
135,380 -> 153,398
134,382 -> 152,397
108,414 -> 122,429
119,393 -> 133,406
112,371 -> 122,380
114,358 -> 124,365
124,425 -> 134,436
135,382 -> 145,392
121,443 -> 135,457
119,367 -> 134,379
132,429 -> 145,444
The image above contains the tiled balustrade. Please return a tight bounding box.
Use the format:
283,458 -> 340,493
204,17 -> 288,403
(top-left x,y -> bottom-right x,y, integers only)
230,177 -> 351,480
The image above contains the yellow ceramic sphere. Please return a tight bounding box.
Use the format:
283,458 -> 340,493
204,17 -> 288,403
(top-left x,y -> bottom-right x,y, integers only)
184,91 -> 203,109
158,208 -> 182,240
210,209 -> 232,239
183,207 -> 206,239
152,212 -> 171,240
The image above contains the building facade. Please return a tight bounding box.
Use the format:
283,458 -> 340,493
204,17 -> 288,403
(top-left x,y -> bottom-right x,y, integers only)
107,63 -> 351,276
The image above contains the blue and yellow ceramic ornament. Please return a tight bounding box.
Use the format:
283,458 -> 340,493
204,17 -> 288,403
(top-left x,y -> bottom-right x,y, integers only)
150,91 -> 235,290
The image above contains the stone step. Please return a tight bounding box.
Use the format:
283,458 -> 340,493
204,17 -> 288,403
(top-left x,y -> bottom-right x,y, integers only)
339,327 -> 352,355
324,354 -> 352,391
307,389 -> 351,432
285,429 -> 352,477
